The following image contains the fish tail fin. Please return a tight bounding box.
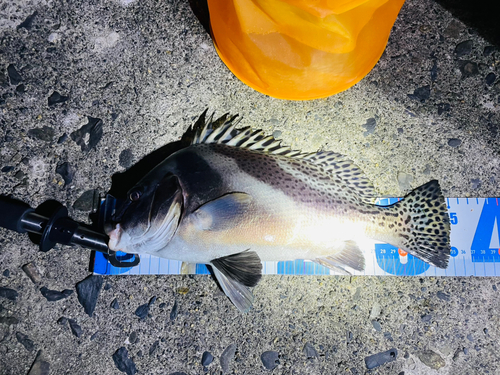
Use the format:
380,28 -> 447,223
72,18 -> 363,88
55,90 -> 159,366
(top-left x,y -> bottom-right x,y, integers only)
389,180 -> 451,268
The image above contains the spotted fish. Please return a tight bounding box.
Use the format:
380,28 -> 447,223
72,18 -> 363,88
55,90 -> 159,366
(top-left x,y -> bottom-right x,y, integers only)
106,111 -> 451,312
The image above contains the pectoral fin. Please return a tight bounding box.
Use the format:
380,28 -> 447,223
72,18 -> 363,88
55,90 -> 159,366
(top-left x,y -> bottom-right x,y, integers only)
314,240 -> 365,274
192,192 -> 253,231
210,250 -> 262,313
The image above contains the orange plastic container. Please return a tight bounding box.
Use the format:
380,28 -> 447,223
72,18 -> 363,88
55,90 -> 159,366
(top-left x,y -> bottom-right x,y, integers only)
207,0 -> 405,100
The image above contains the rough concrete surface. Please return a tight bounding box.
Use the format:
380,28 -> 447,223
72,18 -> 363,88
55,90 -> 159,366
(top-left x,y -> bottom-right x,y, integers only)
0,0 -> 499,374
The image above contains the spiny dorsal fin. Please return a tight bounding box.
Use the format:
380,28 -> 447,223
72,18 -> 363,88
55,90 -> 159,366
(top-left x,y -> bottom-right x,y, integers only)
185,111 -> 377,203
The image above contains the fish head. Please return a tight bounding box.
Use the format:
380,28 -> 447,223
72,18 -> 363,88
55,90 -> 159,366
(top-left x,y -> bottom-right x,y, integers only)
105,172 -> 183,254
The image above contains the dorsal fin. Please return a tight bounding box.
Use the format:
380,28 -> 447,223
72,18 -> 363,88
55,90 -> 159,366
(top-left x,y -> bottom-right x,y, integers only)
184,111 -> 377,203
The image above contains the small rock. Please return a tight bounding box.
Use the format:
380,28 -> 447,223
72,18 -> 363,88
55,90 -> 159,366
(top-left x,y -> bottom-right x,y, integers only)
458,61 -> 479,79
370,302 -> 381,319
57,317 -> 67,326
448,138 -> 462,147
149,340 -> 159,356
1,166 -> 14,173
0,316 -> 19,325
3,269 -> 10,277
261,351 -> 279,370
57,133 -> 68,144
104,283 -> 112,291
111,298 -> 120,309
16,332 -> 35,351
467,334 -> 474,341
7,64 -> 22,85
70,117 -> 103,152
73,190 -> 97,211
56,162 -> 74,186
430,60 -> 438,82
76,275 -> 103,317
303,342 -> 318,359
112,347 -> 137,375
119,149 -> 134,169
202,351 -> 214,366
483,46 -> 496,56
384,332 -> 393,341
408,86 -> 430,102
365,348 -> 397,369
170,300 -> 178,321
443,20 -> 462,39
486,73 -> 496,86
159,302 -> 166,309
220,343 -> 236,373
455,40 -> 473,57
90,332 -> 99,341
40,287 -> 73,301
0,286 -> 18,301
48,91 -> 69,106
371,321 -> 382,332
347,331 -> 353,342
16,84 -> 26,93
362,118 -> 376,136
28,126 -> 55,142
17,11 -> 37,30
471,179 -> 482,189
421,314 -> 432,322
272,130 -> 282,138
27,350 -> 50,375
135,303 -> 149,320
129,331 -> 138,344
417,350 -> 445,369
436,291 -> 450,301
423,165 -> 431,175
68,319 -> 82,337
437,103 -> 450,115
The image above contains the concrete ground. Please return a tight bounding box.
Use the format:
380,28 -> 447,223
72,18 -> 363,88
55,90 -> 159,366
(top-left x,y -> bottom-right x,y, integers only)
0,0 -> 499,374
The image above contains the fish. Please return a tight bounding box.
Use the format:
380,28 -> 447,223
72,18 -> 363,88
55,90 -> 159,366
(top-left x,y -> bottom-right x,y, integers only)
105,111 -> 451,312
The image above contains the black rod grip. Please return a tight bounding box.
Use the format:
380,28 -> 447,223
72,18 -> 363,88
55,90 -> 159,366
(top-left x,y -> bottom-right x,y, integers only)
0,196 -> 35,233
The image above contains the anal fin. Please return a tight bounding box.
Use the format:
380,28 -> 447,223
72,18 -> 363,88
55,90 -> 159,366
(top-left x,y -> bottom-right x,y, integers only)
210,250 -> 263,313
314,240 -> 365,273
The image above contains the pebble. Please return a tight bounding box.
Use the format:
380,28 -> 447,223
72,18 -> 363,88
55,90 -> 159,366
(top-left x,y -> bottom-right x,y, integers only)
0,316 -> 19,325
430,60 -> 438,81
408,85 -> 430,102
104,283 -> 112,291
486,73 -> 496,86
2,269 -> 10,277
455,40 -> 473,57
421,314 -> 432,322
261,351 -> 279,370
448,138 -> 462,147
129,331 -> 138,344
70,117 -> 103,152
112,347 -> 137,375
22,263 -> 42,284
40,287 -> 73,301
364,348 -> 397,369
73,190 -> 97,211
417,350 -> 445,369
437,103 -> 450,115
149,340 -> 159,356
483,46 -> 496,56
90,332 -> 99,341
119,149 -> 134,169
346,331 -> 353,343
369,302 -> 381,319
47,91 -> 69,106
398,172 -> 413,192
1,166 -> 14,173
303,342 -> 318,359
436,291 -> 450,301
170,300 -> 179,321
76,275 -> 103,317
371,321 -> 382,332
220,343 -> 236,373
467,334 -> 474,341
7,64 -> 23,85
16,332 -> 35,351
362,118 -> 376,136
28,126 -> 55,142
55,162 -> 74,186
458,61 -> 479,78
201,351 -> 214,366
57,133 -> 68,144
135,303 -> 149,320
0,286 -> 18,301
17,11 -> 37,30
111,298 -> 120,309
159,302 -> 166,309
27,350 -> 50,375
68,319 -> 83,337
471,179 -> 481,189
57,317 -> 68,326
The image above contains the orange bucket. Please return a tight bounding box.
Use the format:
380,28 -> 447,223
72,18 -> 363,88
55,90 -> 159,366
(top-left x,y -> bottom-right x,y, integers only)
207,0 -> 405,100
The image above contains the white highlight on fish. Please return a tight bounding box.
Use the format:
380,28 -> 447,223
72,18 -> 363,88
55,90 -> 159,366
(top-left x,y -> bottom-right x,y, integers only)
106,111 -> 451,312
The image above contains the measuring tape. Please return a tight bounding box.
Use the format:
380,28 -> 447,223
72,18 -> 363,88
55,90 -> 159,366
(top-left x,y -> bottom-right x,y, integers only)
93,197 -> 500,277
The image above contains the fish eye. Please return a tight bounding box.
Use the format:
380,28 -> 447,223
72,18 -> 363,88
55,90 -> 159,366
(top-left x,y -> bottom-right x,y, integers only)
129,188 -> 142,202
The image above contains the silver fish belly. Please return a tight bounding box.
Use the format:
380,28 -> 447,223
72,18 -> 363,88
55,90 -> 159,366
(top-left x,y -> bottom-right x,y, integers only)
106,111 -> 451,312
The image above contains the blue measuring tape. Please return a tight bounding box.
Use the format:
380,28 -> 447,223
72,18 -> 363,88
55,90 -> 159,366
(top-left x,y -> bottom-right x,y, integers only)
93,197 -> 500,277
